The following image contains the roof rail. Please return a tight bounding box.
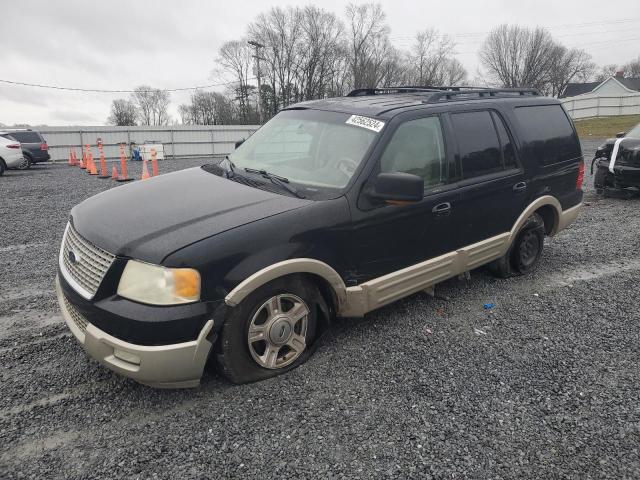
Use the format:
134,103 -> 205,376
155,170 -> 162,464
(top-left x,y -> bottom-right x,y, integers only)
346,86 -> 541,102
425,88 -> 540,103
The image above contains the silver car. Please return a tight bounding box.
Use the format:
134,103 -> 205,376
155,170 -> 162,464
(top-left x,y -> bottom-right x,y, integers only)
0,136 -> 25,175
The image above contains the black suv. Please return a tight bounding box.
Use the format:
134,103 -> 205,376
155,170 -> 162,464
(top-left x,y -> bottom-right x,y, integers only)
0,129 -> 50,169
56,87 -> 584,388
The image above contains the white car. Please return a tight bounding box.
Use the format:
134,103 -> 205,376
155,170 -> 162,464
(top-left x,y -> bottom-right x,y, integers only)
0,136 -> 24,176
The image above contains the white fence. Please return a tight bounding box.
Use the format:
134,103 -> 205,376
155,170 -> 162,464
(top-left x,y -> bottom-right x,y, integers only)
561,94 -> 640,119
38,125 -> 260,162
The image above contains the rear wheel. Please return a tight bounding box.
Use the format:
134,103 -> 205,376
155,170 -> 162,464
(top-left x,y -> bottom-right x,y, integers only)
215,276 -> 320,384
17,155 -> 31,170
0,159 -> 5,176
490,213 -> 545,277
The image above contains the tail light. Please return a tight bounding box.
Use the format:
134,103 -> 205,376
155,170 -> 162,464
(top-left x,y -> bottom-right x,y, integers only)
576,160 -> 585,191
6,143 -> 21,149
40,143 -> 48,151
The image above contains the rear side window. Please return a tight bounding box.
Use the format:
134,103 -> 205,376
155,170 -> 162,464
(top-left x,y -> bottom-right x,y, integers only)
9,131 -> 42,143
514,105 -> 581,165
451,111 -> 503,179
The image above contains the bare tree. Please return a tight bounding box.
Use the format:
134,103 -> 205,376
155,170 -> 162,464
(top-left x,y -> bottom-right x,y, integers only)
345,3 -> 402,89
152,89 -> 171,125
622,57 -> 640,78
217,40 -> 254,122
178,104 -> 193,125
131,86 -> 155,126
479,25 -> 559,91
212,3 -> 470,123
544,46 -> 594,97
405,30 -> 467,86
295,6 -> 346,101
249,7 -> 304,111
441,58 -> 467,86
594,64 -> 619,82
107,99 -> 138,126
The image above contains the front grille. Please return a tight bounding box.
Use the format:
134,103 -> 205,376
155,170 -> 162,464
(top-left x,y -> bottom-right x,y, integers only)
60,223 -> 115,298
62,293 -> 89,333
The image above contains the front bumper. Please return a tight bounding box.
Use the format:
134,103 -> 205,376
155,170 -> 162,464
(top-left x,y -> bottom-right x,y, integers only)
56,275 -> 214,388
5,153 -> 24,168
594,158 -> 640,188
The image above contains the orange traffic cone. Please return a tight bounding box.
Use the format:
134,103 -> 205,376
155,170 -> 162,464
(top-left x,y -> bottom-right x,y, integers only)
80,147 -> 87,169
98,149 -> 109,178
116,144 -> 133,182
88,147 -> 98,175
68,150 -> 74,166
141,159 -> 150,180
111,165 -> 119,180
71,148 -> 78,166
150,148 -> 159,177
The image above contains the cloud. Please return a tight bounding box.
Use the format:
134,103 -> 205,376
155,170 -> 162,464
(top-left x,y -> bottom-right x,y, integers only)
1,0 -> 638,124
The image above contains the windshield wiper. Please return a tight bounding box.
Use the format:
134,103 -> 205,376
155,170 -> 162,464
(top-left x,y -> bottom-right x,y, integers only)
243,168 -> 306,199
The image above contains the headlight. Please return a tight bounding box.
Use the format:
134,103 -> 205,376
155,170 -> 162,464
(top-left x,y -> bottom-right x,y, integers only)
117,260 -> 201,305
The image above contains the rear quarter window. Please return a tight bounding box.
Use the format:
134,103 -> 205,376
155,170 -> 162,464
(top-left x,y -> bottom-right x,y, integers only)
9,131 -> 42,143
514,105 -> 581,165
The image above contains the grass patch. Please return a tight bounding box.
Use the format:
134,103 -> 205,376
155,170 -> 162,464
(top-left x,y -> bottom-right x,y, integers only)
574,115 -> 640,139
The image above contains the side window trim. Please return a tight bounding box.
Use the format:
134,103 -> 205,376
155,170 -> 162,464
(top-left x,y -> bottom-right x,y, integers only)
490,110 -> 522,170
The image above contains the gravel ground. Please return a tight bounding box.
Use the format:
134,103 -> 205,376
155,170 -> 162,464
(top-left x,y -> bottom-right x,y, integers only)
1,143 -> 639,479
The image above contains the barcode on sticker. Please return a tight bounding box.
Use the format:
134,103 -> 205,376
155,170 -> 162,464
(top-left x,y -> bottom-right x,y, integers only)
345,115 -> 385,133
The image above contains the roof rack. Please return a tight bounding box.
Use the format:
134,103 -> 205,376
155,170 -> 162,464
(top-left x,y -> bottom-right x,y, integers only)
346,86 -> 541,102
347,86 -> 451,96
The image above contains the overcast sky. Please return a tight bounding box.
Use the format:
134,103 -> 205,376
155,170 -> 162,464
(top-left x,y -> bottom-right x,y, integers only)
1,0 -> 638,126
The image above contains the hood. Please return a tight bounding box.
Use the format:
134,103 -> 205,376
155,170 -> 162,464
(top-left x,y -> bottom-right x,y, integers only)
71,166 -> 311,264
597,137 -> 640,165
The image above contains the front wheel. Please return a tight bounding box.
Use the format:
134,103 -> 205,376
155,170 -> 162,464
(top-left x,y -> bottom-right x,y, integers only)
0,159 -> 5,176
490,213 -> 545,277
215,276 -> 320,384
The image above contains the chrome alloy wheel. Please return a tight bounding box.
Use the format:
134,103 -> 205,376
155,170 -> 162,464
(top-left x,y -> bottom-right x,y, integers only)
247,294 -> 310,369
17,157 -> 31,170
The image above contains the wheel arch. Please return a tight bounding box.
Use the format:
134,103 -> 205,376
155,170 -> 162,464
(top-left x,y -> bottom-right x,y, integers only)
224,258 -> 348,313
509,195 -> 562,240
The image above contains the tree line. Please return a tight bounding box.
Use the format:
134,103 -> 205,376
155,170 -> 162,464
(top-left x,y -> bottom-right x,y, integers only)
107,2 -> 640,126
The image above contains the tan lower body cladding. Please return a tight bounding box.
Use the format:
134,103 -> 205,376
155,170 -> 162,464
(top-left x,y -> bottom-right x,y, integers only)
226,197 -> 582,318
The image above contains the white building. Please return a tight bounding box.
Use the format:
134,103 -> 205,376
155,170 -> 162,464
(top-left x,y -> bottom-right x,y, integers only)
560,72 -> 640,119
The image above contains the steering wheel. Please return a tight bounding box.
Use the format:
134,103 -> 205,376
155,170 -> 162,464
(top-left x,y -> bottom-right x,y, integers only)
336,156 -> 359,178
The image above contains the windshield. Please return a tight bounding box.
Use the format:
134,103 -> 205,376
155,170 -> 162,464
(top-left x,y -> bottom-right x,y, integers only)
627,123 -> 640,139
229,110 -> 380,192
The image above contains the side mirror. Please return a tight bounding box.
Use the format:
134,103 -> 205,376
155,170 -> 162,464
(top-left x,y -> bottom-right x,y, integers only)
616,131 -> 626,138
369,172 -> 423,205
234,138 -> 245,149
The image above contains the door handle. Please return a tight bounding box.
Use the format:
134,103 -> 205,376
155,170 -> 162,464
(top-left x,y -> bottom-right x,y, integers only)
513,182 -> 527,193
432,202 -> 451,216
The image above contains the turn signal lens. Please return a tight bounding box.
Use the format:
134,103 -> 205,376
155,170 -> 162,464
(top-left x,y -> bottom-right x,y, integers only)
173,269 -> 201,299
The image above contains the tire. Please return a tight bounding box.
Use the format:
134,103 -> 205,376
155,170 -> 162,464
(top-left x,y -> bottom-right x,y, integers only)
0,159 -> 5,176
17,155 -> 31,170
490,213 -> 545,277
215,275 -> 320,384
593,163 -> 608,191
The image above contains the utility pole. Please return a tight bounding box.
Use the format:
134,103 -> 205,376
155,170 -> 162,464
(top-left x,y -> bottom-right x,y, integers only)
248,40 -> 265,124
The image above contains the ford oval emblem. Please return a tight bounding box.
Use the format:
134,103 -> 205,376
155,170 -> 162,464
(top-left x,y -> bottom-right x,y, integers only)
68,249 -> 80,264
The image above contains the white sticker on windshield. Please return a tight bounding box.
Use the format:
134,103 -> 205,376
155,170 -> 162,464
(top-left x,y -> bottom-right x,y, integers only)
345,115 -> 385,133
